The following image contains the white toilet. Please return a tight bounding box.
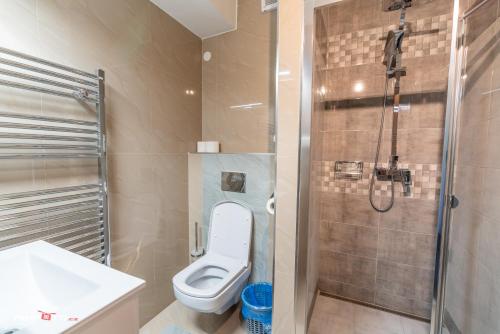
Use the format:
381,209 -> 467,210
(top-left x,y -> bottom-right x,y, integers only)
172,201 -> 253,314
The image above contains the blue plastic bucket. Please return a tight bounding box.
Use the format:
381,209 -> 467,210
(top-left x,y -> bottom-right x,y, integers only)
241,282 -> 273,334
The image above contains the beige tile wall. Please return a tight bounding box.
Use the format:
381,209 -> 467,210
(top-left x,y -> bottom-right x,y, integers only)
444,1 -> 500,332
312,0 -> 453,319
0,0 -> 201,325
202,0 -> 277,153
272,0 -> 307,332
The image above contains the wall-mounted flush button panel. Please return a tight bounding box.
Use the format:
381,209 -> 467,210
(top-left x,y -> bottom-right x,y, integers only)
221,172 -> 246,193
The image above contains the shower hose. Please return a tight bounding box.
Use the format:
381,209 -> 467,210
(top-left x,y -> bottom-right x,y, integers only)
369,76 -> 395,213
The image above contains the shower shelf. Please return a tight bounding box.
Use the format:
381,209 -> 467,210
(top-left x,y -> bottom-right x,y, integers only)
334,161 -> 364,180
0,46 -> 109,265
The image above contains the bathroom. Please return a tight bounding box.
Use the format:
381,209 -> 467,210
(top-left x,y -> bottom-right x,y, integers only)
0,0 -> 498,333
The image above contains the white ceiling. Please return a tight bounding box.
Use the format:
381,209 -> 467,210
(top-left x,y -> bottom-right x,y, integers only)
151,0 -> 238,39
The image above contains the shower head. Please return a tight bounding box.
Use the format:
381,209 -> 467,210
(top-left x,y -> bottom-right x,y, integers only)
383,0 -> 412,11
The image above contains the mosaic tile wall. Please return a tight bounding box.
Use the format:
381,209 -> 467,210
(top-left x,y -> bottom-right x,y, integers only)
319,13 -> 452,69
312,161 -> 441,200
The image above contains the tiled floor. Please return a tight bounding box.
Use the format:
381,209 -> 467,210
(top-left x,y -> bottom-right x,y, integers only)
308,295 -> 430,334
140,300 -> 246,334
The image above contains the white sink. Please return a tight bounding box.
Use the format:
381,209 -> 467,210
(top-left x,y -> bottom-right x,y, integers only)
0,241 -> 145,334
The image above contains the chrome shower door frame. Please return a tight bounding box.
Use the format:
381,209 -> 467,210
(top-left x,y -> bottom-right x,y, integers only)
294,0 -> 315,333
430,0 -> 462,331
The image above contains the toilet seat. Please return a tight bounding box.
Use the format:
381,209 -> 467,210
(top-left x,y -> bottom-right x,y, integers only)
173,253 -> 244,298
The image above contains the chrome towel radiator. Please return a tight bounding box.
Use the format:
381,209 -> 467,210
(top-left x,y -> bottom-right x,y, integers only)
0,47 -> 109,265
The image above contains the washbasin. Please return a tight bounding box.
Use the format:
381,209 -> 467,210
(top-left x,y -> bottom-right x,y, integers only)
0,241 -> 145,334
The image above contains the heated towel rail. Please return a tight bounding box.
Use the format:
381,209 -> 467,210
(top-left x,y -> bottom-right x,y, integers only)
0,47 -> 109,265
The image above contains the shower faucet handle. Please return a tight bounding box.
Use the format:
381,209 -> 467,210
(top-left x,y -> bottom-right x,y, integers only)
374,167 -> 412,196
401,169 -> 412,197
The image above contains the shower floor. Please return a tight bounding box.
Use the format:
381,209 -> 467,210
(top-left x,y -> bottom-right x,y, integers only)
308,295 -> 430,334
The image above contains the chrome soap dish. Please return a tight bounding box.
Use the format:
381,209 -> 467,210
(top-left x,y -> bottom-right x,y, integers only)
334,161 -> 364,180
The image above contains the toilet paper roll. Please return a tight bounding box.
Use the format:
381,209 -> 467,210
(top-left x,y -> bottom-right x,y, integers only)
197,141 -> 206,153
204,141 -> 220,153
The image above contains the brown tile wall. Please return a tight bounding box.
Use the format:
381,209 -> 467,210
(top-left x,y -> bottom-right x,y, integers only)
312,0 -> 452,318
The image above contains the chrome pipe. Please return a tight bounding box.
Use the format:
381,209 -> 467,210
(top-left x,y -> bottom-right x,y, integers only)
0,132 -> 98,142
0,56 -> 98,87
0,46 -> 98,79
0,143 -> 97,150
55,234 -> 104,250
0,78 -> 98,103
96,68 -> 110,266
0,122 -> 98,134
0,191 -> 101,211
0,184 -> 100,201
0,153 -> 99,159
89,254 -> 106,263
46,224 -> 103,244
0,111 -> 98,127
0,201 -> 101,223
78,245 -> 105,257
80,249 -> 105,263
0,68 -> 98,95
0,216 -> 102,243
0,210 -> 103,231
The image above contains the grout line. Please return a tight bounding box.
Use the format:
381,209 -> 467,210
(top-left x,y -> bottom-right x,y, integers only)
318,291 -> 431,323
319,248 -> 436,271
320,219 -> 439,237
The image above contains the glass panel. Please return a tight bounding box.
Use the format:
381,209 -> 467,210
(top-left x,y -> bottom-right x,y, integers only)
442,1 -> 500,333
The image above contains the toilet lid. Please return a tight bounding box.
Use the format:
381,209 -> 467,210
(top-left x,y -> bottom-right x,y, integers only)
207,201 -> 253,267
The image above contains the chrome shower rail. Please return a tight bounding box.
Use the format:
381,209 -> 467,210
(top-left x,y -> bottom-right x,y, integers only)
0,47 -> 109,265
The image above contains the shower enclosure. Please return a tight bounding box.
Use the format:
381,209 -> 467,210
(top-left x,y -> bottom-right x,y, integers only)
307,0 -> 453,320
291,0 -> 499,333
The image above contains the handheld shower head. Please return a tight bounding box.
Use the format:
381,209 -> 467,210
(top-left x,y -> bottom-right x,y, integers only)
383,0 -> 412,11
383,29 -> 405,69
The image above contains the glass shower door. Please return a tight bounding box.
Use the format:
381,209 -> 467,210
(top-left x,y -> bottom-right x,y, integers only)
441,1 -> 500,333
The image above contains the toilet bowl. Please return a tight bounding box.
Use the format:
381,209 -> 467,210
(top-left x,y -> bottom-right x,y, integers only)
172,201 -> 253,314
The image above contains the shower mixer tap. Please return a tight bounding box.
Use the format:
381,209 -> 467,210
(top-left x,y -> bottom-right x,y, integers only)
374,166 -> 412,197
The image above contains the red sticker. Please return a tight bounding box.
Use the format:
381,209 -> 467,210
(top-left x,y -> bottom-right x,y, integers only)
38,310 -> 56,321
